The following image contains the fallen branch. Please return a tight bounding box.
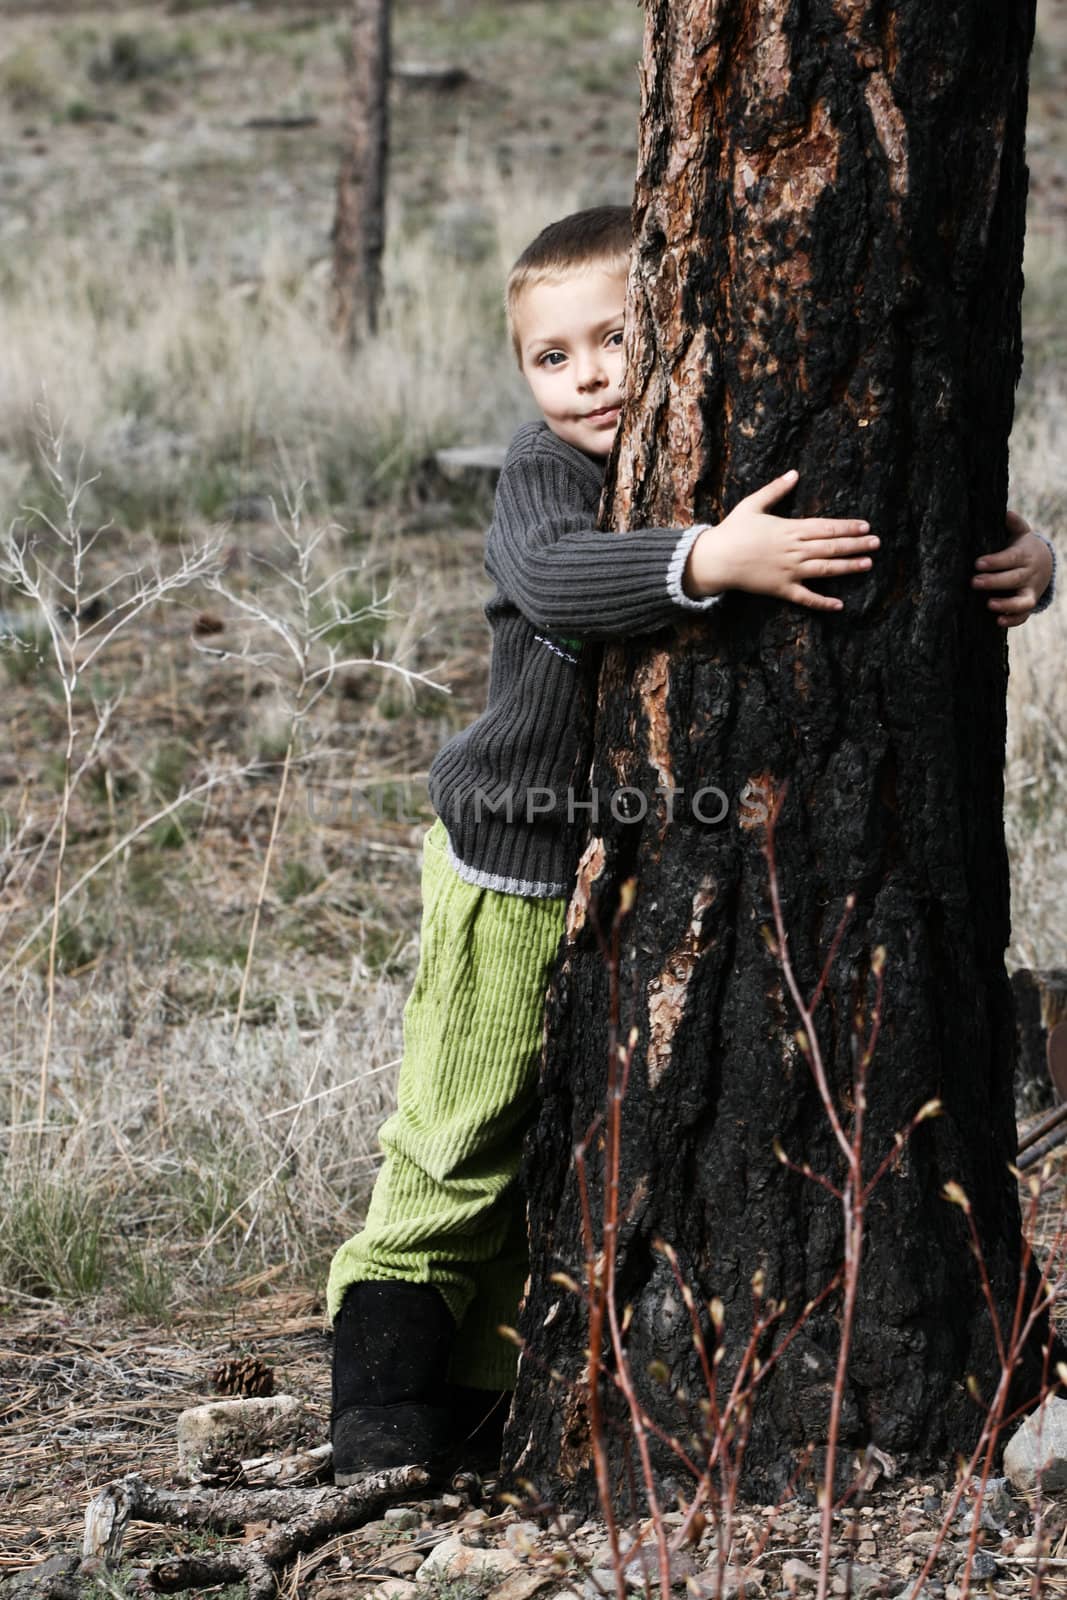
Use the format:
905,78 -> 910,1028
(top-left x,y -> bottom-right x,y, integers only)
1017,1099 -> 1067,1167
83,1464 -> 428,1599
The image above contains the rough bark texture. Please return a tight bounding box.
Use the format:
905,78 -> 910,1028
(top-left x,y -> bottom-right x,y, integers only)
509,0 -> 1044,1506
332,0 -> 390,344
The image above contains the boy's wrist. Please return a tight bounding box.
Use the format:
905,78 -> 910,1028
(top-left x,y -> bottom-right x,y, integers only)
1033,532 -> 1056,612
670,525 -> 724,611
683,524 -> 728,599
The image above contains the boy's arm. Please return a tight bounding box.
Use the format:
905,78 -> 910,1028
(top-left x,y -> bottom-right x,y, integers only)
488,452 -> 877,639
487,449 -> 725,640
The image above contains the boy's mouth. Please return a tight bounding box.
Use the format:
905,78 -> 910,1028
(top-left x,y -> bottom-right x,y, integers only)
584,404 -> 621,421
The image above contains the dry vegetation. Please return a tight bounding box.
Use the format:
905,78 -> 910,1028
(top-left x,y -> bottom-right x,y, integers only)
0,0 -> 1064,1589
0,0 -> 644,1321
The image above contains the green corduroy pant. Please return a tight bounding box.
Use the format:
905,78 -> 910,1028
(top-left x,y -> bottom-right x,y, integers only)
327,817 -> 568,1389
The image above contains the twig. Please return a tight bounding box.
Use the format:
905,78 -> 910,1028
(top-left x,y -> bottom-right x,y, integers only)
1018,1101 -> 1067,1157
0,765 -> 262,989
83,1465 -> 428,1599
233,729 -> 295,1037
0,407 -> 220,1143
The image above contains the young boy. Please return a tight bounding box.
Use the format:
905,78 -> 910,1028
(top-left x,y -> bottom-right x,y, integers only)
327,208 -> 1055,1483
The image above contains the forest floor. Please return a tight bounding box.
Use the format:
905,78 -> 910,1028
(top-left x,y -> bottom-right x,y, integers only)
0,1202 -> 1065,1600
1,0 -> 1066,1595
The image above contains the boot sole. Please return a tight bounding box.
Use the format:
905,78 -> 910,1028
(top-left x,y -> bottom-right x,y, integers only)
332,1401 -> 455,1483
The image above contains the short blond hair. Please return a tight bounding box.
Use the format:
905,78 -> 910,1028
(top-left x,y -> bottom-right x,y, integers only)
506,206 -> 632,363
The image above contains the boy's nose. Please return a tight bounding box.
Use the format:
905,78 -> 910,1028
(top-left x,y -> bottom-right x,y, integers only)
576,357 -> 608,391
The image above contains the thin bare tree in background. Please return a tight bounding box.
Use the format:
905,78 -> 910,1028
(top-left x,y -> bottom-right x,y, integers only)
332,0 -> 390,345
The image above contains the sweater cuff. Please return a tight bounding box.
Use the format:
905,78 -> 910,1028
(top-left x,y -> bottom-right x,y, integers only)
1033,533 -> 1056,614
667,524 -> 724,611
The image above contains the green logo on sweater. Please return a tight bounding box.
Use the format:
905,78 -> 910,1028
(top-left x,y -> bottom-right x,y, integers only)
536,631 -> 584,663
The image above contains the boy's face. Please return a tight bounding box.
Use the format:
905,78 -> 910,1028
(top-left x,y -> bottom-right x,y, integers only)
514,267 -> 626,459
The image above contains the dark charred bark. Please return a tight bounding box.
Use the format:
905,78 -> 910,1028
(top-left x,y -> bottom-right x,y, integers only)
332,0 -> 390,344
509,0 -> 1050,1507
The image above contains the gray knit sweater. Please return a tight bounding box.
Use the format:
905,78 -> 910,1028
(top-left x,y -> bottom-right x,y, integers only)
428,422 -> 1058,899
427,421 -> 720,897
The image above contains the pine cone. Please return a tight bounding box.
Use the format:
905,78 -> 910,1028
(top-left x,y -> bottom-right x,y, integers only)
211,1356 -> 275,1398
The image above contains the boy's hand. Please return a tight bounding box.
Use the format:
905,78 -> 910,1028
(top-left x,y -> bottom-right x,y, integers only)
684,469 -> 878,611
971,510 -> 1053,627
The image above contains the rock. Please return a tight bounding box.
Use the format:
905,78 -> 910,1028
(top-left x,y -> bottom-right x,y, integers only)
782,1557 -> 819,1586
845,1565 -> 888,1598
956,1475 -> 1015,1532
362,1518 -> 397,1539
1011,1536 -> 1050,1558
584,1537 -> 697,1591
504,1520 -> 543,1553
370,1583 -> 418,1600
1003,1398 -> 1067,1492
429,1493 -> 465,1520
622,1549 -> 699,1590
384,1507 -> 421,1529
386,1552 -> 427,1576
418,1534 -> 521,1583
690,1568 -> 763,1598
176,1394 -> 307,1481
490,1572 -> 561,1600
3,1553 -> 82,1596
969,1549 -> 997,1580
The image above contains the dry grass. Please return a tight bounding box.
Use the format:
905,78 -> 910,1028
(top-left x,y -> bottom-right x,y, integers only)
1,970 -> 404,1311
1006,368 -> 1067,970
0,220 -> 528,529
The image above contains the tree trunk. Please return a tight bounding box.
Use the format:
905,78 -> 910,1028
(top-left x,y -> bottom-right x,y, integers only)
332,0 -> 390,345
509,0 -> 1046,1507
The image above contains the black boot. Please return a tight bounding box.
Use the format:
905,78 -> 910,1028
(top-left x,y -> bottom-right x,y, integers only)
331,1281 -> 457,1483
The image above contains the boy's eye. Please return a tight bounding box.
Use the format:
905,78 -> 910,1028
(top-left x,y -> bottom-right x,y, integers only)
607,330 -> 624,348
538,350 -> 567,368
